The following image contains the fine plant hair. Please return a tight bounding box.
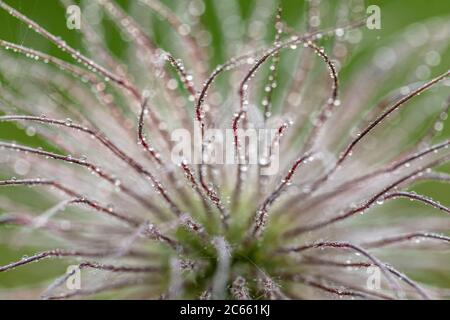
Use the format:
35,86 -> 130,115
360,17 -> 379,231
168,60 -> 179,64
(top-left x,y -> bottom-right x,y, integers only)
0,0 -> 449,300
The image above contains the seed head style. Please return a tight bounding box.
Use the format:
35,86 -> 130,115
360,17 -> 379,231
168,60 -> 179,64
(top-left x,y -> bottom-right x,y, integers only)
0,0 -> 449,300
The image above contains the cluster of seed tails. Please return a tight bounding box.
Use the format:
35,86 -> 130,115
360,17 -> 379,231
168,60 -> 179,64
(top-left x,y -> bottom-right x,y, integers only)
0,0 -> 449,299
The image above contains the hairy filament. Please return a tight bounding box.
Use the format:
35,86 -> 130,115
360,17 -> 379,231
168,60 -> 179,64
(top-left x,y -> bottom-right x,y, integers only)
0,178 -> 142,226
248,153 -> 312,239
0,139 -> 165,218
337,71 -> 448,173
46,277 -> 150,300
361,232 -> 450,248
0,249 -> 118,273
0,0 -> 141,100
278,241 -> 405,299
285,157 -> 450,236
138,0 -> 208,81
